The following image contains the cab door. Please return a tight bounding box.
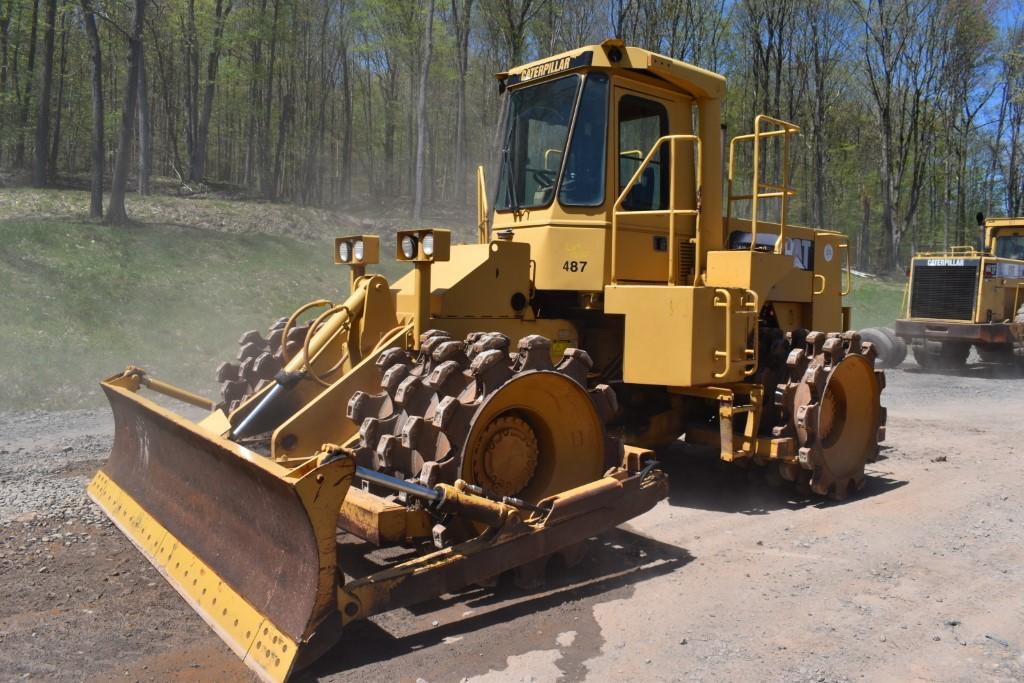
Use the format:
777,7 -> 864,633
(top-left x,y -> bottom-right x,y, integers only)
611,82 -> 696,284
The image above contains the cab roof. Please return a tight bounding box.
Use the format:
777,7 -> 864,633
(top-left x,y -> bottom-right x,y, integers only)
985,217 -> 1024,229
498,39 -> 726,100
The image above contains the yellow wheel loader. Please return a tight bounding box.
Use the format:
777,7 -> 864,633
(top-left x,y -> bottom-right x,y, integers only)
89,40 -> 886,682
895,216 -> 1024,369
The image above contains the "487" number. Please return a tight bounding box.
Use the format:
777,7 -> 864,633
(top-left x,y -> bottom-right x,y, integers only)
562,260 -> 588,273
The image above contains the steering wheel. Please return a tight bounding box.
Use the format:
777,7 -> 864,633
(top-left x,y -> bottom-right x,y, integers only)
531,168 -> 557,188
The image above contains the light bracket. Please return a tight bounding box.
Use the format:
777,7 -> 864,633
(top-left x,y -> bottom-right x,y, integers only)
395,229 -> 451,262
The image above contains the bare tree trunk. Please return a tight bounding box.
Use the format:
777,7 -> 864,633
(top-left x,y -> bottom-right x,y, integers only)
15,0 -> 39,168
183,0 -> 198,178
0,2 -> 11,95
405,68 -> 415,196
150,28 -> 183,179
189,0 -> 232,182
452,0 -> 472,203
242,0 -> 266,188
859,187 -> 871,271
381,65 -> 396,198
0,0 -> 13,165
942,156 -> 950,250
340,35 -> 353,202
47,8 -> 66,176
413,0 -> 435,221
106,0 -> 147,225
363,58 -> 375,191
137,46 -> 151,195
259,0 -> 280,199
270,75 -> 292,201
805,1 -> 844,229
31,0 -> 55,186
80,0 -> 103,218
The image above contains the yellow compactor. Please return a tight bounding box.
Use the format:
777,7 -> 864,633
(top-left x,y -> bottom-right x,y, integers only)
89,41 -> 886,681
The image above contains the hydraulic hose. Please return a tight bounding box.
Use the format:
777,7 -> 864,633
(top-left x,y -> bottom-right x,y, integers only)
231,282 -> 369,439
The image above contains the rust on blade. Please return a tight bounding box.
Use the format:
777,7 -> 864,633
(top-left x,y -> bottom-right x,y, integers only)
98,382 -> 347,642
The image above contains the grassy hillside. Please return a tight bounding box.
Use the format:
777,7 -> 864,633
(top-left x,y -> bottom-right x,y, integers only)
0,215 -> 404,409
846,276 -> 906,330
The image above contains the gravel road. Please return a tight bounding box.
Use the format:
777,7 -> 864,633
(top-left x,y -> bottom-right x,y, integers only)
1,364 -> 1022,682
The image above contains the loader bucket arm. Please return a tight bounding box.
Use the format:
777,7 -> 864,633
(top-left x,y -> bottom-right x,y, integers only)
88,380 -> 353,682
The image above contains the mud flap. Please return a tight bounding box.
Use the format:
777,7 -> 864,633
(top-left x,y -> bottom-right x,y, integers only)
87,382 -> 353,682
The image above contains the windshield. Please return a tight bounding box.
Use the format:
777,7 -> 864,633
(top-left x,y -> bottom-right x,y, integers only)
995,235 -> 1024,261
496,75 -> 580,211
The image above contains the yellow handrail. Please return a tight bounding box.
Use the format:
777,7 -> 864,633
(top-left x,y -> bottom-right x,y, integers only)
611,134 -> 702,285
725,114 -> 800,255
712,289 -> 758,379
476,165 -> 488,244
741,290 -> 759,377
839,239 -> 852,296
914,245 -> 981,257
713,289 -> 734,379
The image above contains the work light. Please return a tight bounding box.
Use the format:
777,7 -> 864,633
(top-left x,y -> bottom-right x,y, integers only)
401,235 -> 418,259
338,240 -> 352,263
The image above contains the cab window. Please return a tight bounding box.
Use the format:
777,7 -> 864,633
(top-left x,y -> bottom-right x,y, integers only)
995,234 -> 1024,261
559,73 -> 609,207
618,96 -> 669,211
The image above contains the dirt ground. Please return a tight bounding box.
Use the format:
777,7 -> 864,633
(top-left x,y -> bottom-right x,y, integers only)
1,362 -> 1022,683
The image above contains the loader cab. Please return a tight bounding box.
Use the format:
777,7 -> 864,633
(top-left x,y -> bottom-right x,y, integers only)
984,219 -> 1024,281
490,41 -> 725,292
988,224 -> 1024,261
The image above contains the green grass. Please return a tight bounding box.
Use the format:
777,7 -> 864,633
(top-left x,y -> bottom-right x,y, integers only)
846,275 -> 907,330
0,217 -> 404,410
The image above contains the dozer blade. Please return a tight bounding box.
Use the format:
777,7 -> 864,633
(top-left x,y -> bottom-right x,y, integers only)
87,380 -> 354,682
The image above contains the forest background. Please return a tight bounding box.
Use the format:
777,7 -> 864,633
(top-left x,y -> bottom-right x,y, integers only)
1,0 -> 1023,273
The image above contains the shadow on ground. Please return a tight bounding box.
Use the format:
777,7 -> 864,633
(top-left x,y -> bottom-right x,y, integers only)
306,527 -> 692,677
659,441 -> 907,515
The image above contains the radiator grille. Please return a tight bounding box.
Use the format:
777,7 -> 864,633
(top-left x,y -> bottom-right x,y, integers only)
909,261 -> 978,321
678,241 -> 695,284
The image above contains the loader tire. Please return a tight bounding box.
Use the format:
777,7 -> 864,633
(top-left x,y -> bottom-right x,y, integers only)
976,343 -> 1015,364
858,327 -> 900,369
911,340 -> 969,371
881,327 -> 908,367
936,341 -> 970,369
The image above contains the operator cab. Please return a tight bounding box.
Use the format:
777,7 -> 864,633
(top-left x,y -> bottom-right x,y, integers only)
987,221 -> 1024,279
490,40 -> 725,291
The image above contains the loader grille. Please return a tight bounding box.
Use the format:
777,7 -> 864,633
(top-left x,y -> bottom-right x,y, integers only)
909,260 -> 979,321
